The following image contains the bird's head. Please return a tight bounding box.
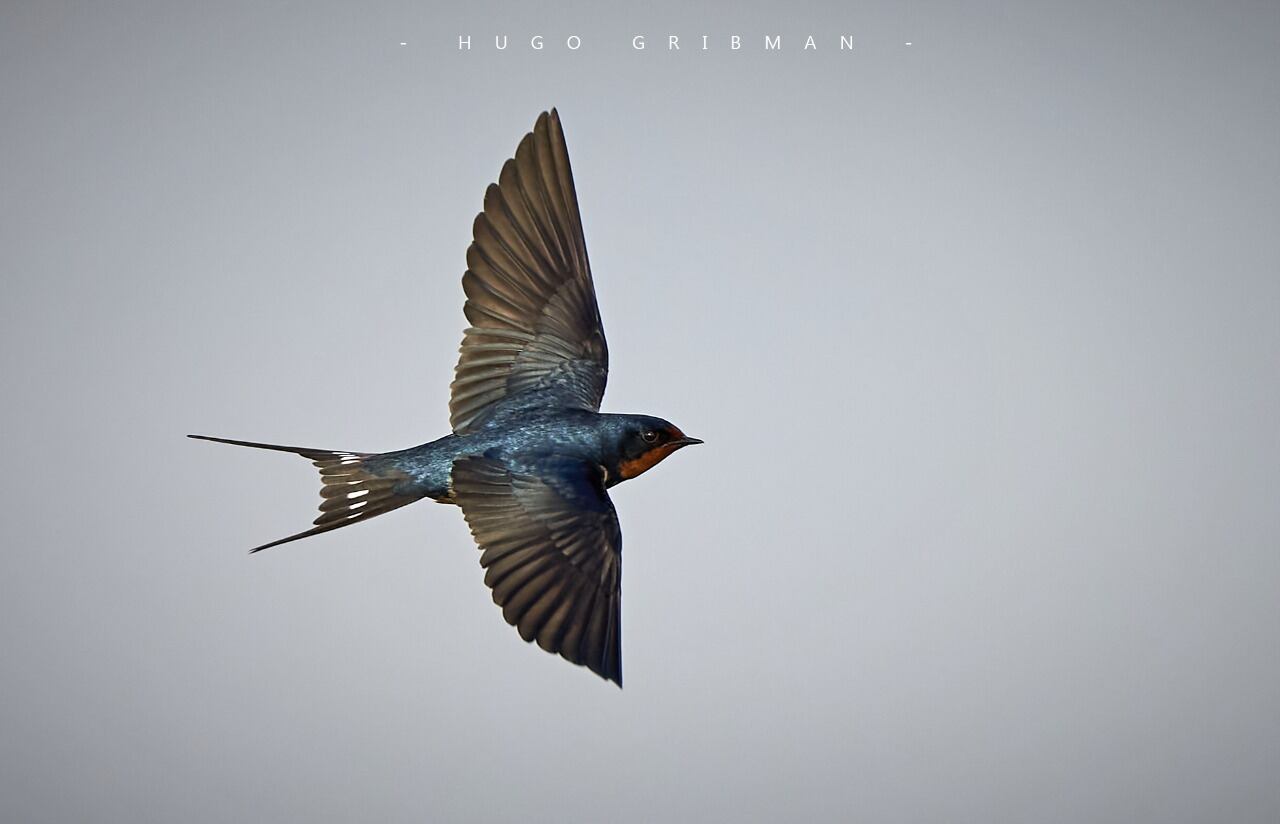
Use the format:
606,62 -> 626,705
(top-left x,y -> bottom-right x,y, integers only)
611,415 -> 703,482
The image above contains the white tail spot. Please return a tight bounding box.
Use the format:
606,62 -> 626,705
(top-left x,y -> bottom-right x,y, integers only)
347,489 -> 370,499
349,501 -> 367,510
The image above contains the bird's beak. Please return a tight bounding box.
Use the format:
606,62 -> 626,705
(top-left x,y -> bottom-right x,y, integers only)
673,436 -> 704,447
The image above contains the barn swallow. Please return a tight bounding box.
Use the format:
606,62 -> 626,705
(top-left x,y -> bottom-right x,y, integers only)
191,109 -> 699,687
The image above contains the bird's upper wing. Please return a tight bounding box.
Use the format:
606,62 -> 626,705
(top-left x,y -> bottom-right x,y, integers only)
449,109 -> 609,434
451,454 -> 622,686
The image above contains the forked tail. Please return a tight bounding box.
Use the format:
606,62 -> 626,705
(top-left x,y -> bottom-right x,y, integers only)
188,435 -> 425,552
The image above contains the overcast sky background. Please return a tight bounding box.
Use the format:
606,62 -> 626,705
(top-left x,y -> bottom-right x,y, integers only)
2,2 -> 1279,822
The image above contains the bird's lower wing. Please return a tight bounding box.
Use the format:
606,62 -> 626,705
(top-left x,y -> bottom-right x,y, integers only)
451,454 -> 623,686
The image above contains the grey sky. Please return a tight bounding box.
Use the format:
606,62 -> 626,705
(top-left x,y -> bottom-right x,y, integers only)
2,2 -> 1278,822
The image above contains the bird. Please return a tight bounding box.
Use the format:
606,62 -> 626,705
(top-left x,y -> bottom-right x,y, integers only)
190,109 -> 700,687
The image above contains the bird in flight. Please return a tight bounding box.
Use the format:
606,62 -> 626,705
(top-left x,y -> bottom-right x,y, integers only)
191,109 -> 700,687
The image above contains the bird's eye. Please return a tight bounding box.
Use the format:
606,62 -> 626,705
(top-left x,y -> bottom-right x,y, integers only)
641,430 -> 659,444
